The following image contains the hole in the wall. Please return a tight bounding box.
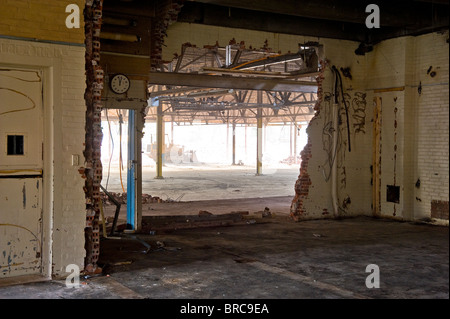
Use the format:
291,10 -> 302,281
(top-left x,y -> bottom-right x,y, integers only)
386,185 -> 400,204
427,66 -> 437,78
7,135 -> 24,155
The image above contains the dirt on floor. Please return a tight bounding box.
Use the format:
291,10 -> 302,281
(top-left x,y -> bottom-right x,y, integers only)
1,215 -> 448,303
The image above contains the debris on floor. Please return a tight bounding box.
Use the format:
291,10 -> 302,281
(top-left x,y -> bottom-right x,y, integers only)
252,207 -> 273,218
100,191 -> 167,205
140,211 -> 251,233
280,155 -> 301,165
262,207 -> 272,218
156,241 -> 181,251
122,235 -> 152,254
156,241 -> 165,248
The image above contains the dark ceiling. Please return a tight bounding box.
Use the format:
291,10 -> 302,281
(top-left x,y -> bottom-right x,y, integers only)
101,0 -> 449,57
178,0 -> 449,43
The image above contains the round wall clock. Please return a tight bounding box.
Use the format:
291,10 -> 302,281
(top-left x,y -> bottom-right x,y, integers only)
110,74 -> 130,94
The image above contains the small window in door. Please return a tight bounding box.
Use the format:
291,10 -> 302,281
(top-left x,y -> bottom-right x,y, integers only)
7,135 -> 24,155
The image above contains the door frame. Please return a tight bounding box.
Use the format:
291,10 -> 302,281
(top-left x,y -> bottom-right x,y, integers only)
0,64 -> 52,279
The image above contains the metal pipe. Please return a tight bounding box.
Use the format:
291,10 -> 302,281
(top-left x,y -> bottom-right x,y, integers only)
331,69 -> 339,217
331,102 -> 339,217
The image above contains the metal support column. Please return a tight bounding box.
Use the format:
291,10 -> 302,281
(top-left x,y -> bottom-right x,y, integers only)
244,124 -> 247,157
170,120 -> 174,145
294,122 -> 300,162
256,91 -> 263,176
126,109 -> 136,230
290,122 -> 293,157
232,122 -> 236,165
156,101 -> 164,179
226,121 -> 229,161
135,108 -> 145,232
225,45 -> 232,67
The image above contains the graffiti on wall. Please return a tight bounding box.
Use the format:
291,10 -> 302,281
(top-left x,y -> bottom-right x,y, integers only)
320,90 -> 367,190
352,92 -> 367,134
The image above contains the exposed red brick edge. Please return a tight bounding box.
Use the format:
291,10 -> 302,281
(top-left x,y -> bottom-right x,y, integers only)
150,0 -> 185,70
83,0 -> 104,274
290,59 -> 328,221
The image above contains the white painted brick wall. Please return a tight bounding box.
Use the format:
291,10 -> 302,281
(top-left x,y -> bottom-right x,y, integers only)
363,32 -> 449,221
303,48 -> 374,218
414,32 -> 449,220
56,44 -> 86,277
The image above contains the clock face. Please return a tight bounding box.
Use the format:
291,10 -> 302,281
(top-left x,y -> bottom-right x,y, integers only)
110,74 -> 130,94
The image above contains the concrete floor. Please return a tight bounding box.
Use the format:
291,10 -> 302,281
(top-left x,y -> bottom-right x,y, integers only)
102,163 -> 299,201
0,216 -> 448,302
0,164 -> 448,306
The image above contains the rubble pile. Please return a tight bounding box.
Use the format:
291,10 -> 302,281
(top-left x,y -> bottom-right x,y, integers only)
100,192 -> 165,205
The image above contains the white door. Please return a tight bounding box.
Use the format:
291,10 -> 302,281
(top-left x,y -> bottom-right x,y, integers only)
0,68 -> 44,278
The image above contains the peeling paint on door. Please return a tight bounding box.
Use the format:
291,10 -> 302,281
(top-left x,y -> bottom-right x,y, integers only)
0,68 -> 44,278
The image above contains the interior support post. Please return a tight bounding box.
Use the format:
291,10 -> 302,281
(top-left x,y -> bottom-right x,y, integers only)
232,122 -> 236,165
256,91 -> 263,176
156,101 -> 164,179
126,109 -> 136,230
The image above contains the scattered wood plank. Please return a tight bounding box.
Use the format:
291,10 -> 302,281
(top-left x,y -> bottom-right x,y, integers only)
141,211 -> 250,232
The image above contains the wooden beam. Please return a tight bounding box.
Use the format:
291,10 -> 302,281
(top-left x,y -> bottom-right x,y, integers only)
148,72 -> 318,93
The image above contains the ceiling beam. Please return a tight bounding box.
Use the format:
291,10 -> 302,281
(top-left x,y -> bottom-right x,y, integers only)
178,2 -> 369,42
102,0 -> 156,17
180,1 -> 448,42
186,0 -> 446,28
148,72 -> 318,93
200,67 -> 319,79
412,0 -> 449,4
